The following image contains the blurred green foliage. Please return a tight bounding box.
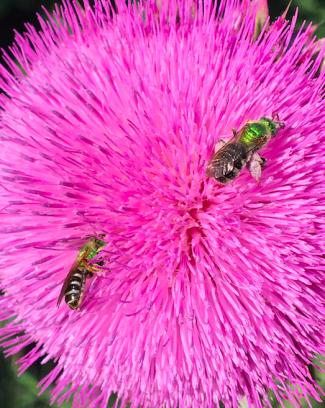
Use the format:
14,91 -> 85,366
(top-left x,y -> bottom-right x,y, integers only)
0,352 -> 69,408
0,0 -> 324,407
270,0 -> 325,37
0,346 -> 121,408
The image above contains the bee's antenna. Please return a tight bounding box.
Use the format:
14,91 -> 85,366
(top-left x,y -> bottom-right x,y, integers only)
75,209 -> 132,266
75,210 -> 103,239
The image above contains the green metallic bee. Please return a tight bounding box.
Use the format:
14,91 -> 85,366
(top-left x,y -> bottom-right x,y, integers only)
206,114 -> 285,183
57,236 -> 106,310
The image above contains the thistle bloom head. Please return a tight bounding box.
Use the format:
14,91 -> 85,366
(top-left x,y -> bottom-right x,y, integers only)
0,1 -> 324,407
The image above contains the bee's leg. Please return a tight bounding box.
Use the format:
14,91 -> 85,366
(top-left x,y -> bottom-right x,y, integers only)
86,264 -> 101,274
272,112 -> 280,121
247,153 -> 266,181
232,128 -> 238,137
86,259 -> 105,275
272,112 -> 285,129
214,139 -> 226,152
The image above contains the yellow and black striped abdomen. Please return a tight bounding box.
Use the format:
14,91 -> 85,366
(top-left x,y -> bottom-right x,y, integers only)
64,268 -> 88,309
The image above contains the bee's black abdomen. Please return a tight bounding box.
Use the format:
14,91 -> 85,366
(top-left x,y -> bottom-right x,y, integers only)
217,176 -> 228,183
208,142 -> 248,184
234,158 -> 244,170
225,170 -> 236,179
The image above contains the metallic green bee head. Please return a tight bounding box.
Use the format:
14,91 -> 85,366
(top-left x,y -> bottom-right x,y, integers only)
260,115 -> 285,135
85,235 -> 106,260
94,237 -> 106,252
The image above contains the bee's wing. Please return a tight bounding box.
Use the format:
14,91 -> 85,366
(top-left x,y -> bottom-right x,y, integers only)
206,131 -> 241,177
211,129 -> 243,155
57,254 -> 84,307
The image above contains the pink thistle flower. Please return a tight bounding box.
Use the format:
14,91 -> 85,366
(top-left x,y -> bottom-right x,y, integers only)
0,1 -> 324,407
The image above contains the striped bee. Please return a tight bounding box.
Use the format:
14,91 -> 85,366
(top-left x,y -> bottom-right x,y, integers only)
57,236 -> 106,310
206,114 -> 285,183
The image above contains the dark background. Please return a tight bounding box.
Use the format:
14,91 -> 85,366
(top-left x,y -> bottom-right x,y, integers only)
0,0 -> 324,49
0,1 -> 324,407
